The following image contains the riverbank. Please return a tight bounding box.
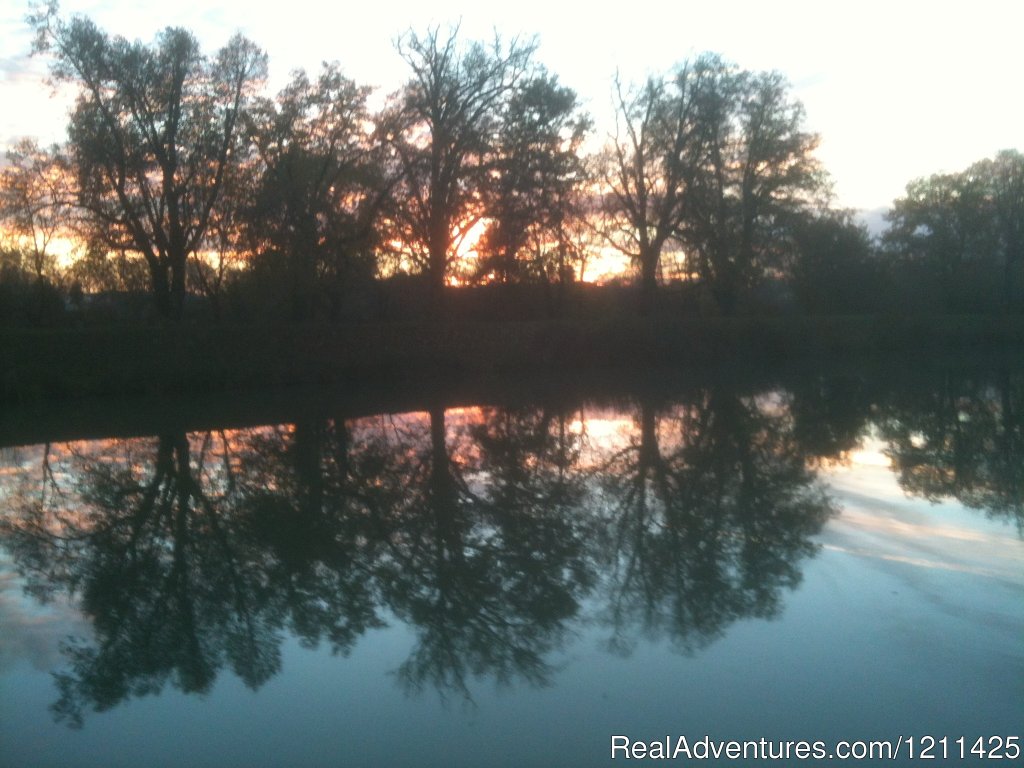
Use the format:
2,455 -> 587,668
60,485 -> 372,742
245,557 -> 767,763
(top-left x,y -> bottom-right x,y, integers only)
3,314 -> 1023,404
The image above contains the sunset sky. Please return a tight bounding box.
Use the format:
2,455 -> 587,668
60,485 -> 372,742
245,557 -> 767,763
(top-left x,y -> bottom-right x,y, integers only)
1,0 -> 1021,216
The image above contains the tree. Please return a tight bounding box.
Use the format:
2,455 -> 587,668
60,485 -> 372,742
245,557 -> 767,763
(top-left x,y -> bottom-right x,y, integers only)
382,26 -> 536,311
30,3 -> 266,320
983,150 -> 1024,310
682,60 -> 826,313
602,55 -> 824,314
789,209 -> 882,314
64,243 -> 150,294
241,64 -> 386,320
602,60 -> 702,312
884,151 -> 1024,312
883,169 -> 998,311
475,72 -> 590,290
0,138 -> 73,283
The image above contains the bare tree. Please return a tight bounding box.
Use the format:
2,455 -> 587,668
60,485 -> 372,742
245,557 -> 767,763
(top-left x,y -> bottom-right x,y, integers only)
602,60 -> 702,312
382,25 -> 536,312
0,138 -> 74,282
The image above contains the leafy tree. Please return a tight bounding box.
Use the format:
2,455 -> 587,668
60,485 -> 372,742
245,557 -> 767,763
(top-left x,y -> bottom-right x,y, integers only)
0,244 -> 65,326
30,3 -> 266,320
475,72 -> 591,291
682,59 -> 826,313
241,64 -> 386,320
789,210 -> 883,314
64,243 -> 150,294
382,26 -> 536,311
603,54 -> 825,314
982,150 -> 1024,309
882,150 -> 1024,312
883,168 -> 999,311
0,138 -> 72,325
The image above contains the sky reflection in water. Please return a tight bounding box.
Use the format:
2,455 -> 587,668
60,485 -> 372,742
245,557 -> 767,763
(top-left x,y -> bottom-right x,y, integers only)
0,371 -> 1021,767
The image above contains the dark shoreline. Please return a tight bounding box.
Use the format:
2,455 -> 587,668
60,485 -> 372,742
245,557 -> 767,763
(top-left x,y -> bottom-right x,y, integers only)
3,314 -> 1023,407
2,314 -> 1023,448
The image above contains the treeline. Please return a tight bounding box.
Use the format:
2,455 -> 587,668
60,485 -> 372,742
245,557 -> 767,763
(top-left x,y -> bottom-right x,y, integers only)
1,4 -> 1022,327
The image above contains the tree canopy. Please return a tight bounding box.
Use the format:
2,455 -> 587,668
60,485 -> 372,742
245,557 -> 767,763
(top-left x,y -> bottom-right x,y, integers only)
884,150 -> 1024,311
0,8 -> 1020,325
381,27 -> 537,309
29,2 -> 266,319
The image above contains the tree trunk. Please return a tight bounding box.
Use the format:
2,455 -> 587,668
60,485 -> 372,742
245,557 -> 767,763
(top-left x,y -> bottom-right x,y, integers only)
711,261 -> 739,315
428,232 -> 448,318
639,247 -> 658,316
429,405 -> 462,565
150,264 -> 173,319
429,267 -> 447,318
170,258 -> 187,321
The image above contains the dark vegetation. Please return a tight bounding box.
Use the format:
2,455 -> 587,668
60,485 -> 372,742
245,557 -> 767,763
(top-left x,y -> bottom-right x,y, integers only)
1,3 -> 1023,400
5,314 -> 1024,404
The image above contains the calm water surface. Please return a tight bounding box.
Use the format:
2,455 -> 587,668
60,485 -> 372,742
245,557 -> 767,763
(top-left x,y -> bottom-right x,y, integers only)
1,368 -> 1021,767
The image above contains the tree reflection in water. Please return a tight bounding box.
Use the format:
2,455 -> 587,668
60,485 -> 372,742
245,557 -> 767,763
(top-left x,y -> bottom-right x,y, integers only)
594,389 -> 837,655
230,419 -> 383,652
878,368 -> 1024,534
367,404 -> 594,699
2,433 -> 285,726
5,378 -> 949,724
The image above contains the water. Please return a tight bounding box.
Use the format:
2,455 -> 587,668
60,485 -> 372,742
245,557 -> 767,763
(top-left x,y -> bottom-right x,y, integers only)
1,364 -> 1021,767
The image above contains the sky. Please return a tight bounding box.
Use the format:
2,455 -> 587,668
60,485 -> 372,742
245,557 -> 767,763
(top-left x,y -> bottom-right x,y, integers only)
1,0 -> 1021,216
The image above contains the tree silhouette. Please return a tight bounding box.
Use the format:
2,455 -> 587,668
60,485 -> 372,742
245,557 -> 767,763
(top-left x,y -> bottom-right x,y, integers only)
0,138 -> 73,283
381,26 -> 536,311
602,54 -> 825,314
789,210 -> 883,314
241,64 -> 386,320
602,61 -> 702,311
884,150 -> 1024,312
984,150 -> 1024,309
30,4 -> 266,319
475,72 -> 590,294
682,58 -> 826,313
884,171 -> 998,311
